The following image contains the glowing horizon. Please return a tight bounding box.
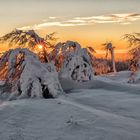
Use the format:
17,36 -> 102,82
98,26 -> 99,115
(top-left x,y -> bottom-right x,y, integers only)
0,0 -> 140,59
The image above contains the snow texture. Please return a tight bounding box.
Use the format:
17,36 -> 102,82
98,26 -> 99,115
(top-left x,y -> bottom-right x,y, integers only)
0,71 -> 140,140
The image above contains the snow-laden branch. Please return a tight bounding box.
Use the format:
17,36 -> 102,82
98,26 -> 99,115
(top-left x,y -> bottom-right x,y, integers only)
49,41 -> 95,82
0,48 -> 63,100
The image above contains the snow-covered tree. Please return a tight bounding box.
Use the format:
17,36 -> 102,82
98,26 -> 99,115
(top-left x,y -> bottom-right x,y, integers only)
123,33 -> 140,72
60,48 -> 94,82
0,48 -> 63,100
49,41 -> 95,82
103,42 -> 116,73
123,33 -> 140,47
0,29 -> 57,63
49,41 -> 81,67
124,33 -> 140,83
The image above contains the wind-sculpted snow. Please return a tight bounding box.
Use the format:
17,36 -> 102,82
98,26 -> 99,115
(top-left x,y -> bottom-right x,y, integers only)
0,70 -> 140,139
60,71 -> 140,95
0,87 -> 140,140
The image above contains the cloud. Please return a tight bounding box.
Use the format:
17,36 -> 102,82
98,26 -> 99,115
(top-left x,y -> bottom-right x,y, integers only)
48,16 -> 57,19
36,22 -> 87,28
120,22 -> 131,25
18,22 -> 87,30
65,19 -> 86,23
18,13 -> 140,30
74,13 -> 140,24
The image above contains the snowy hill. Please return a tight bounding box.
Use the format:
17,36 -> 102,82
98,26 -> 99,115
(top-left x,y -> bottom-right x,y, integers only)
0,71 -> 140,140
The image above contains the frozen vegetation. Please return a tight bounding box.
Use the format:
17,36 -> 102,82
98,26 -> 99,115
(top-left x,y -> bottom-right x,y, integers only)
54,41 -> 94,82
0,48 -> 63,100
0,40 -> 95,100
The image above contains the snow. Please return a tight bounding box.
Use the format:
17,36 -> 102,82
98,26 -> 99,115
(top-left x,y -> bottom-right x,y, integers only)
100,71 -> 131,83
0,48 -> 63,100
60,47 -> 94,82
50,41 -> 94,82
0,71 -> 140,140
0,81 -> 5,86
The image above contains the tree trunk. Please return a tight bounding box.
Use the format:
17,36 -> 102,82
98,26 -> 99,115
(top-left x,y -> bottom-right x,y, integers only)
111,50 -> 116,73
43,47 -> 48,63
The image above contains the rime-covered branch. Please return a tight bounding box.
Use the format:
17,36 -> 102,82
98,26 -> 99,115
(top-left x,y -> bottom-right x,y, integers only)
0,48 -> 63,100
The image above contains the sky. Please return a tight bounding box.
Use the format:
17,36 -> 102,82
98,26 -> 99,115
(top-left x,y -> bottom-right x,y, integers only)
0,0 -> 140,58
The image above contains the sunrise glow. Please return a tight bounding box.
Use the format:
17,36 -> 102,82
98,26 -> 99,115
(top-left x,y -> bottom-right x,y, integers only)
0,0 -> 139,60
37,44 -> 43,50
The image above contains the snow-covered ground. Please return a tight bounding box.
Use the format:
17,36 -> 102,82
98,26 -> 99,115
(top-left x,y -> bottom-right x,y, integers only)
100,71 -> 131,83
0,81 -> 5,86
0,71 -> 140,140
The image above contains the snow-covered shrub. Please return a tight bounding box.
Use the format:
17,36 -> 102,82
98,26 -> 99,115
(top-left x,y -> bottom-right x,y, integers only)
93,58 -> 110,75
49,41 -> 94,82
127,46 -> 140,83
115,60 -> 129,72
128,60 -> 140,83
0,48 -> 63,100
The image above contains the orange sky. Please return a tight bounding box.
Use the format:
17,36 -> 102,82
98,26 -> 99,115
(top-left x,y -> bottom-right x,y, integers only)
0,0 -> 140,60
